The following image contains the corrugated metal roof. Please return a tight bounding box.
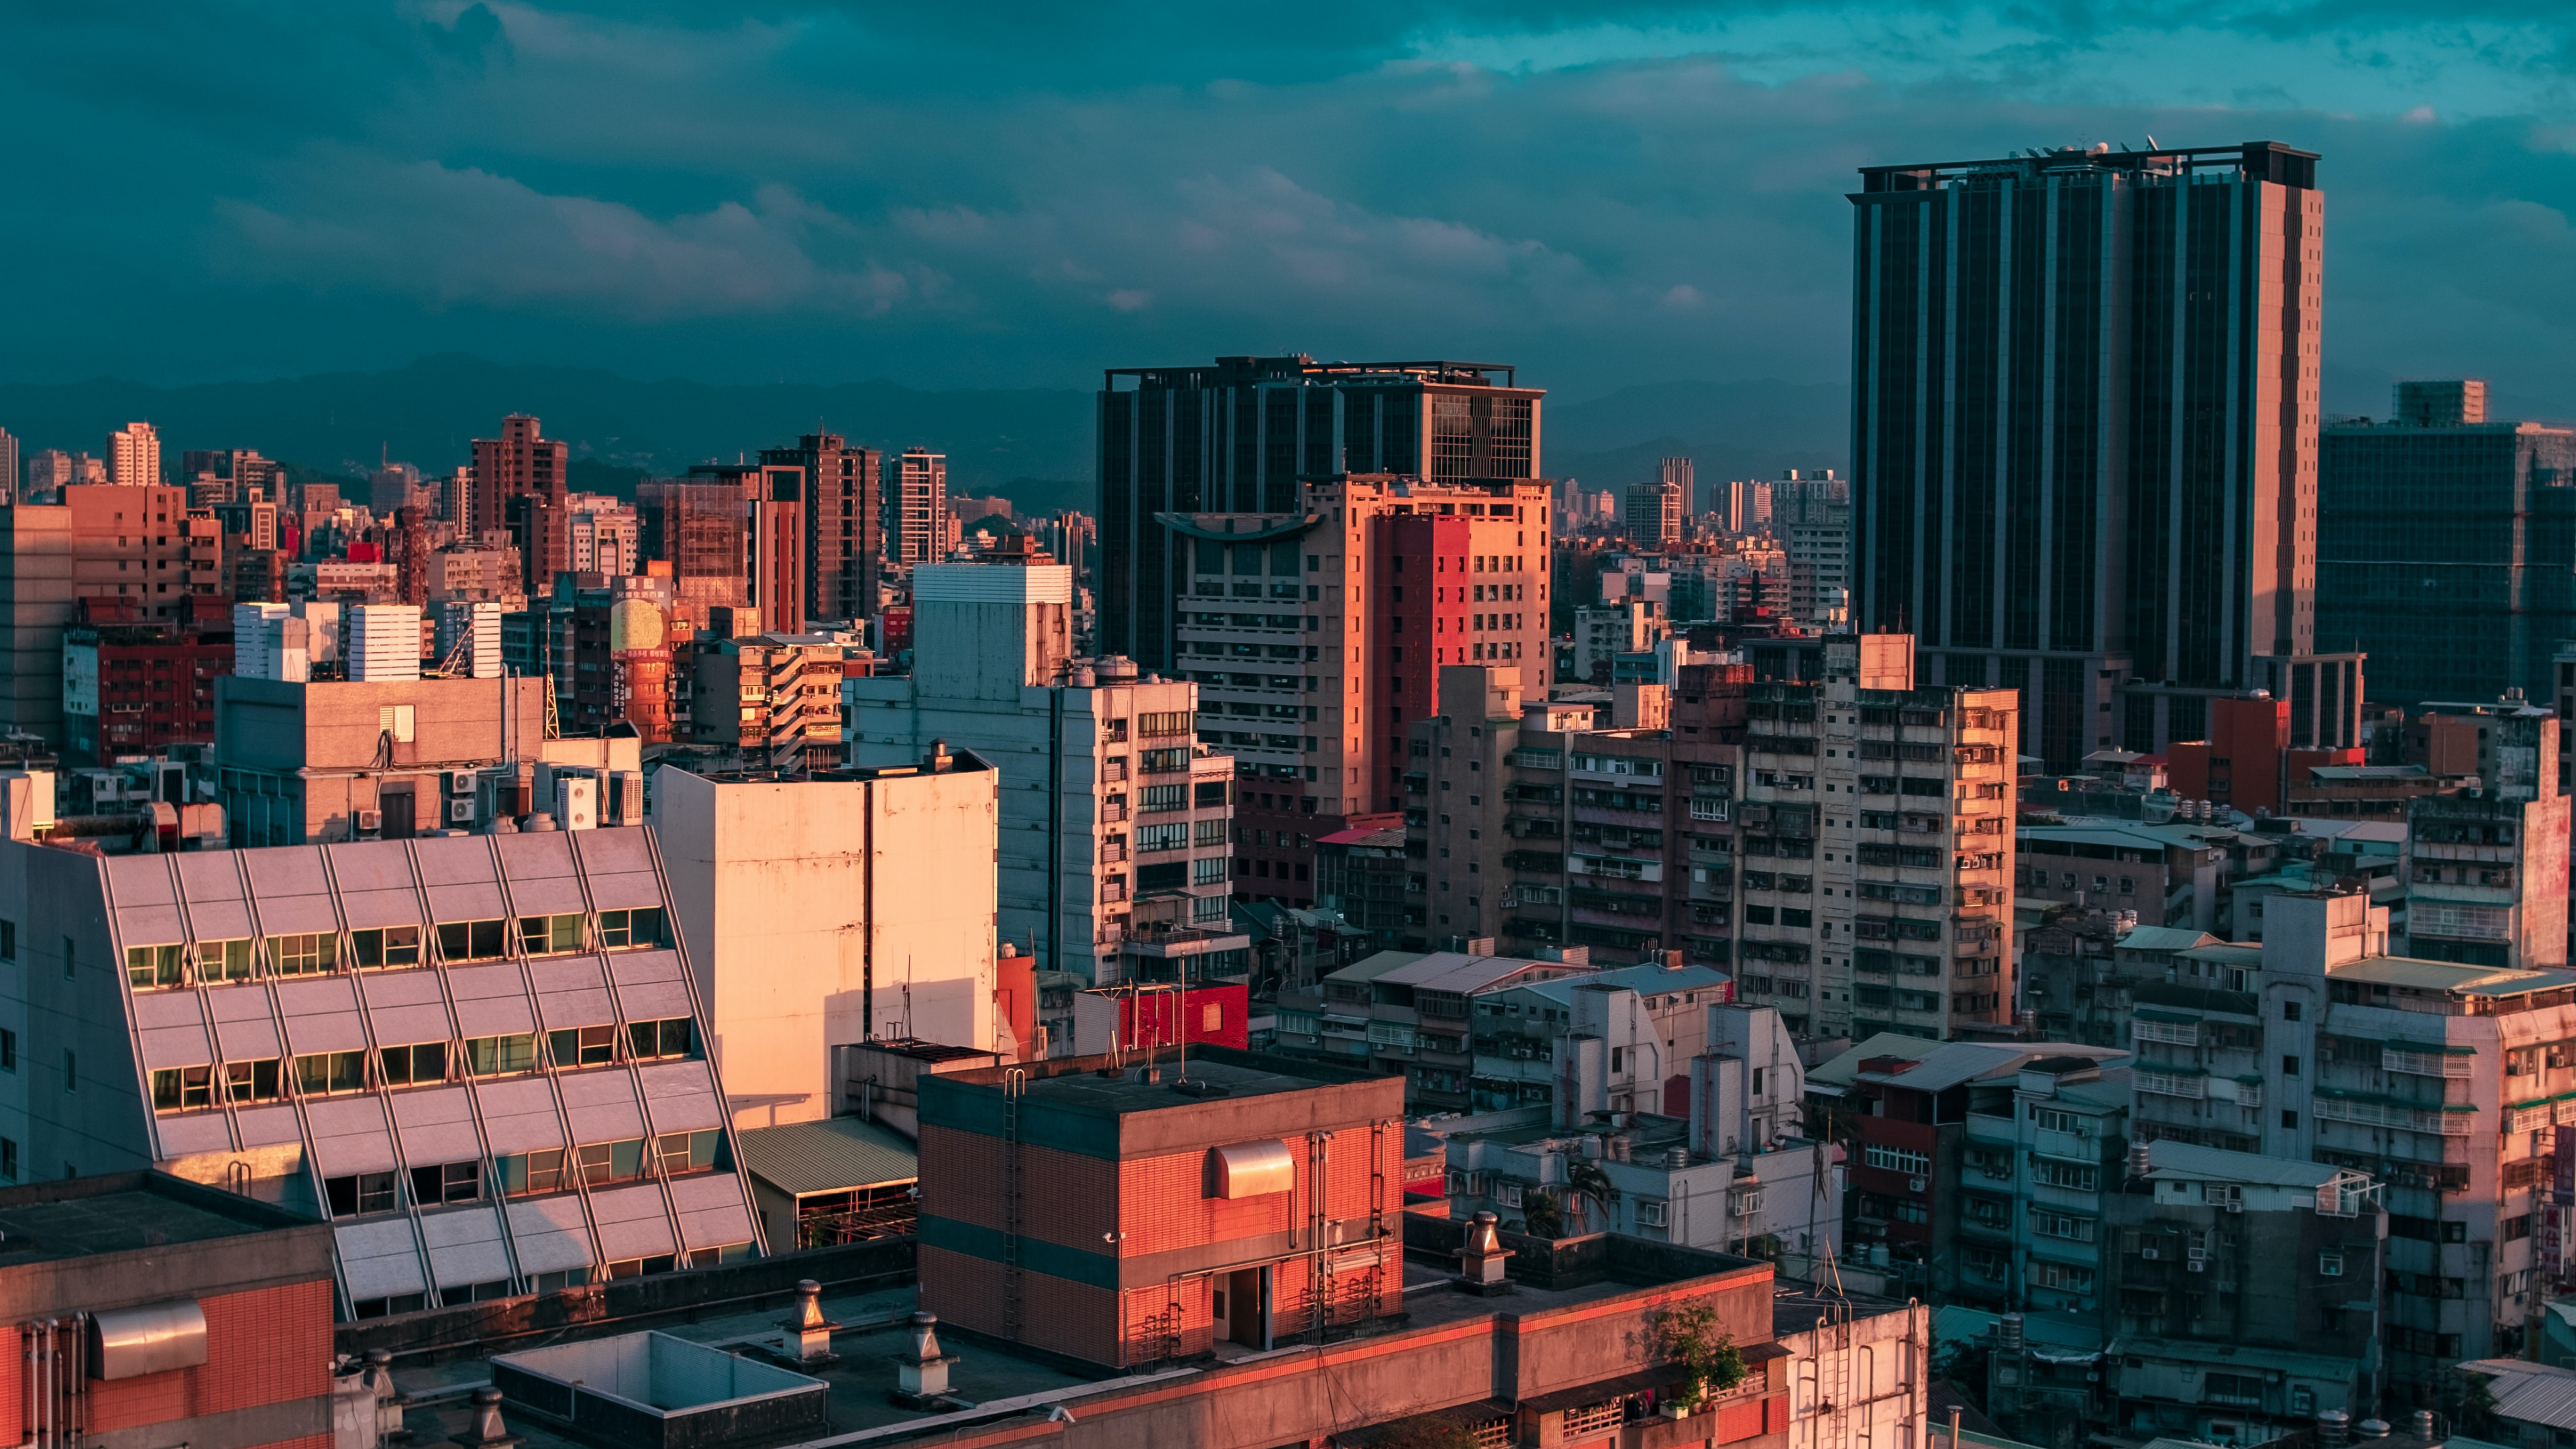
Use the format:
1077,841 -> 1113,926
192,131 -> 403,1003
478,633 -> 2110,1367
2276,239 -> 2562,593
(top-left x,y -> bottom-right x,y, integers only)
735,1116 -> 918,1199
2115,926 -> 2217,953
1516,963 -> 1731,1005
1807,1032 -> 1945,1087
2141,1139 -> 2344,1189
2332,957 -> 2576,997
1375,951 -> 1582,994
2461,1360 -> 2576,1432
1839,1040 -> 2125,1094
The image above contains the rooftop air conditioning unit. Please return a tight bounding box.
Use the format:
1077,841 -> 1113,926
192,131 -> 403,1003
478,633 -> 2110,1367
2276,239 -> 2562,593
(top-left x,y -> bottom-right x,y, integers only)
2186,1260 -> 2206,1273
1910,1177 -> 1927,1192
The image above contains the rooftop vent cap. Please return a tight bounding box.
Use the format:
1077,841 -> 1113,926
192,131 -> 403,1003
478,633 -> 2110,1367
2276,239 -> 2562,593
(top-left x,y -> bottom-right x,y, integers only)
1208,1139 -> 1296,1199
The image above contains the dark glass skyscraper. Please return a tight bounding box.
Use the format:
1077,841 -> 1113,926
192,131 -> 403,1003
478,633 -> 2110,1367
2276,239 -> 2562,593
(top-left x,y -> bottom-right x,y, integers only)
1095,356 -> 1541,668
2319,382 -> 2576,707
1849,142 -> 2344,769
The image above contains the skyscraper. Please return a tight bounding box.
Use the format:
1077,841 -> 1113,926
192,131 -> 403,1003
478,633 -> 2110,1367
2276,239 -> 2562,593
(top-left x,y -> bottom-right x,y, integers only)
2318,380 -> 2576,707
107,421 -> 160,486
890,447 -> 947,568
1624,466 -> 1685,549
1849,142 -> 2349,770
1095,355 -> 1542,670
760,432 -> 881,624
0,427 -> 16,504
471,413 -> 570,594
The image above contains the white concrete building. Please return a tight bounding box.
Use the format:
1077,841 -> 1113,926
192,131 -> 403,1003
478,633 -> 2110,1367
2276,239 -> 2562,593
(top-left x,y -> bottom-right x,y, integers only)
0,823 -> 763,1319
107,421 -> 160,486
845,561 -> 1235,985
1574,598 -> 1664,684
652,753 -> 1002,1132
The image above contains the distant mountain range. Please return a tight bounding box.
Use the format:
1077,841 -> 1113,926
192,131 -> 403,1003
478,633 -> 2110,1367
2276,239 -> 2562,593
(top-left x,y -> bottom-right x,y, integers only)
0,356 -> 1859,513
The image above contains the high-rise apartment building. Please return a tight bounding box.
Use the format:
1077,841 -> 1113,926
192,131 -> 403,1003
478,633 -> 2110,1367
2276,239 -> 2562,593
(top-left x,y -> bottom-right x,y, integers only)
24,449 -> 73,502
847,560 -> 1238,984
107,421 -> 160,485
759,433 -> 880,624
1095,355 -> 1542,670
1167,473 -> 1550,904
470,414 -> 570,594
1719,477 -> 1772,535
2320,380 -> 2576,707
890,447 -> 947,568
639,478 -> 751,620
566,492 -> 639,576
0,427 -> 16,504
0,484 -> 199,741
1851,142 -> 2347,770
1624,470 -> 1685,549
1774,469 -> 1851,623
2396,695 -> 2569,970
1733,635 -> 2017,1037
680,461 -> 804,635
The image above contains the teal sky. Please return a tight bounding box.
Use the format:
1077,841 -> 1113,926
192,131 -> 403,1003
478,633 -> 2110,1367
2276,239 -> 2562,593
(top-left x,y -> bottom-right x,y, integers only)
5,3 -> 2573,412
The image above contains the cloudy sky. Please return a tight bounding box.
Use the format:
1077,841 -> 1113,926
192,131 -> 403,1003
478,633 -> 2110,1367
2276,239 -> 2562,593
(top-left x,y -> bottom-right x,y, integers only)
7,2 -> 2575,409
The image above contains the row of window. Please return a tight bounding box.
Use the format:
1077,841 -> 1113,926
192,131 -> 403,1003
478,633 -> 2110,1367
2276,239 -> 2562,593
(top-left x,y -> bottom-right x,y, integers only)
345,1246 -> 759,1320
325,1130 -> 722,1218
123,909 -> 669,991
149,1019 -> 697,1111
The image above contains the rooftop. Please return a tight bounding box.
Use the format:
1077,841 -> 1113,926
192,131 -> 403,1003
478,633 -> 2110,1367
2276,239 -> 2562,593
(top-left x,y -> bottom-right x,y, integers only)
1514,961 -> 1731,1006
937,1048 -> 1379,1114
2328,955 -> 2576,998
735,1117 -> 920,1199
1804,1031 -> 1944,1090
1334,949 -> 1588,996
1829,1040 -> 2127,1095
0,1172 -> 314,1267
2116,927 -> 2220,953
2141,1140 -> 2353,1191
2458,1360 -> 2576,1432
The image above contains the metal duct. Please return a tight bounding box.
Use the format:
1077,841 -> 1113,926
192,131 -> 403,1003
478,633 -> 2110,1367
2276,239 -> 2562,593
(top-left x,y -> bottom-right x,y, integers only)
86,1299 -> 207,1381
1208,1140 -> 1296,1199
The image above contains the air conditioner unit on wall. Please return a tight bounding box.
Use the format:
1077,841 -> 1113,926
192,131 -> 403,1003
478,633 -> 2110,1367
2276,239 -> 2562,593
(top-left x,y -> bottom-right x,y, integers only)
1910,1177 -> 1927,1192
447,797 -> 475,824
355,809 -> 381,833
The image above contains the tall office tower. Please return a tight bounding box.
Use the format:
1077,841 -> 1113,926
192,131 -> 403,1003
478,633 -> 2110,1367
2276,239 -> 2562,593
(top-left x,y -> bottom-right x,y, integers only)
760,433 -> 880,623
2319,380 -> 2576,708
890,447 -> 947,567
1624,472 -> 1685,549
0,427 -> 16,504
439,465 -> 474,527
1733,635 -> 2018,1038
470,413 -> 570,592
106,421 -> 160,485
1719,477 -> 1772,535
640,478 -> 752,620
25,450 -> 73,502
682,461 -> 805,634
369,460 -> 426,516
1659,455 -> 1696,517
1850,142 -> 2348,771
1095,356 -> 1543,670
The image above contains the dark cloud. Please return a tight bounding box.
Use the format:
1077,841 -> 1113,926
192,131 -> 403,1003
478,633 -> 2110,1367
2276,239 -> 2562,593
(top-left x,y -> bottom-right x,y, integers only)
1,1 -> 2573,416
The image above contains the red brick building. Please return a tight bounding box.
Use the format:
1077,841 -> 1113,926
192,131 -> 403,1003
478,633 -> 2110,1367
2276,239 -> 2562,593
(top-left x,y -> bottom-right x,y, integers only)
0,1172 -> 337,1448
918,1049 -> 1407,1370
62,614 -> 233,765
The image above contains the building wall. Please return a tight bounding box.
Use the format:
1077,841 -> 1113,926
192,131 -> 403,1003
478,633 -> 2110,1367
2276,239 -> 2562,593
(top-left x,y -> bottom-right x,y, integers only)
653,767 -> 998,1129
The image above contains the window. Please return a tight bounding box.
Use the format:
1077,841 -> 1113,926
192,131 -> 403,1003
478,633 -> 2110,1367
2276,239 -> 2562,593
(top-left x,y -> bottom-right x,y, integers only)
352,926 -> 421,969
269,932 -> 337,976
0,1030 -> 13,1071
1192,856 -> 1228,885
1139,784 -> 1188,813
498,1149 -> 568,1197
600,1255 -> 679,1281
325,1172 -> 397,1216
519,914 -> 584,955
2506,1214 -> 2534,1241
2032,1210 -> 2097,1242
224,1059 -> 282,1102
549,1025 -> 619,1069
1140,748 -> 1191,775
62,936 -> 72,981
577,1138 -> 649,1187
125,944 -> 184,989
1,1138 -> 15,1181
2318,1251 -> 2345,1277
596,908 -> 668,950
198,938 -> 255,981
410,1161 -> 483,1206
2029,1261 -> 2094,1294
297,1051 -> 368,1095
2282,1000 -> 2302,1022
2031,1107 -> 2082,1133
152,1065 -> 215,1111
1138,710 -> 1195,736
2030,1159 -> 2098,1192
0,920 -> 12,960
1864,1144 -> 1930,1177
2282,1110 -> 2298,1130
685,1244 -> 754,1269
437,920 -> 509,961
1194,780 -> 1230,808
1136,822 -> 1190,853
1638,1199 -> 1668,1227
2282,1055 -> 2301,1077
655,1129 -> 720,1174
62,1051 -> 74,1092
628,1018 -> 694,1060
379,1042 -> 448,1087
465,1034 -> 538,1077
